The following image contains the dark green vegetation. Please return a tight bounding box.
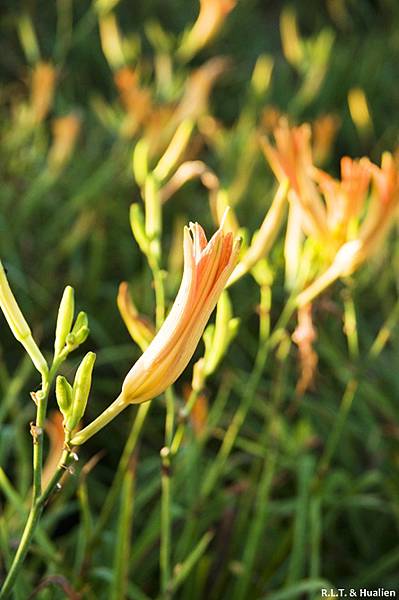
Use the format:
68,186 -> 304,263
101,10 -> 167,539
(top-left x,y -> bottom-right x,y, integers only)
1,1 -> 399,598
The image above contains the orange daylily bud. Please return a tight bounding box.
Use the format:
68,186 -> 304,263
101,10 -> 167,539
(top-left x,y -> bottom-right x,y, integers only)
70,217 -> 240,445
30,62 -> 56,123
117,282 -> 155,351
179,0 -> 236,61
48,113 -> 81,171
120,220 -> 240,404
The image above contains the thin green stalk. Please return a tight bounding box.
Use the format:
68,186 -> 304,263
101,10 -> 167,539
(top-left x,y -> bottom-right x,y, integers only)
201,297 -> 295,499
73,477 -> 94,576
90,401 -> 151,543
309,497 -> 322,600
0,469 -> 57,559
234,452 -> 277,600
233,334 -> 291,600
149,257 -> 166,329
163,531 -> 214,598
170,387 -> 199,455
369,299 -> 399,358
0,448 -> 72,599
164,388 -> 175,449
317,378 -> 358,476
160,446 -> 172,595
285,455 -> 316,585
200,344 -> 268,498
110,460 -> 135,600
0,351 -> 69,599
147,239 -> 175,596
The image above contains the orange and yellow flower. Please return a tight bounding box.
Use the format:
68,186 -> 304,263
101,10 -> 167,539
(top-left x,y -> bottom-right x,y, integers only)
262,119 -> 399,305
71,218 -> 240,445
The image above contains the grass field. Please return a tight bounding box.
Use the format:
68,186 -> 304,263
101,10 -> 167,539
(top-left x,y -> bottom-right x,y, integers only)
1,1 -> 399,599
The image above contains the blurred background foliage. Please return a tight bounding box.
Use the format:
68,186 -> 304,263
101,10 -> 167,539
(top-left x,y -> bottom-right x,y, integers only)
1,0 -> 399,598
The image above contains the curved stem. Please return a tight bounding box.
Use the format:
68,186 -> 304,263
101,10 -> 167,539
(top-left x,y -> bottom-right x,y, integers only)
70,394 -> 126,445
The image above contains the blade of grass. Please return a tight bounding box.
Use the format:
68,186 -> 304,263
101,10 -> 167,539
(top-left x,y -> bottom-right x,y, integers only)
110,458 -> 135,600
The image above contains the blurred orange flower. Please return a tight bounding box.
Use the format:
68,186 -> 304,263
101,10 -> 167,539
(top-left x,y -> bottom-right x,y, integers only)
179,0 -> 236,60
262,120 -> 399,305
30,62 -> 56,123
48,113 -> 81,171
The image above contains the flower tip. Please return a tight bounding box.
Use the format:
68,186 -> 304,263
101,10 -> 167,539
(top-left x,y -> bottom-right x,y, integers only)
219,206 -> 230,229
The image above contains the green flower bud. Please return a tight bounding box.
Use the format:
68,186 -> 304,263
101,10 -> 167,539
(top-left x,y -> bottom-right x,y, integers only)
132,138 -> 149,187
56,375 -> 73,419
54,286 -> 75,356
66,313 -> 89,351
66,332 -> 75,347
71,311 -> 88,336
0,260 -> 48,376
73,326 -> 89,346
66,352 -> 96,433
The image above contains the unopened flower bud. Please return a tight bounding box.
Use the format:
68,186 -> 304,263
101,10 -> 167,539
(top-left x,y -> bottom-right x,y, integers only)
73,326 -> 90,347
56,375 -> 73,419
66,313 -> 90,350
54,286 -> 75,356
65,352 -> 96,433
0,260 -> 48,376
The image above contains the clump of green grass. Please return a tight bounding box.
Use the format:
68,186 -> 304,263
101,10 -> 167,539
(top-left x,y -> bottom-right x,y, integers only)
1,1 -> 399,599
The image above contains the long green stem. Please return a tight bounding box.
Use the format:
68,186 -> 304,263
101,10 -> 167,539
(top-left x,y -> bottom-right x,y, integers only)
0,445 -> 72,599
147,238 -> 175,596
201,297 -> 294,499
160,446 -> 172,595
149,256 -> 165,329
0,355 -> 69,598
91,402 -> 151,542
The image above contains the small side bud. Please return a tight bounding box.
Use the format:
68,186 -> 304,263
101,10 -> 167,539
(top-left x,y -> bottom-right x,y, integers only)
65,352 -> 96,433
66,313 -> 90,351
71,311 -> 88,335
56,375 -> 73,419
54,286 -> 75,356
72,326 -> 90,347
